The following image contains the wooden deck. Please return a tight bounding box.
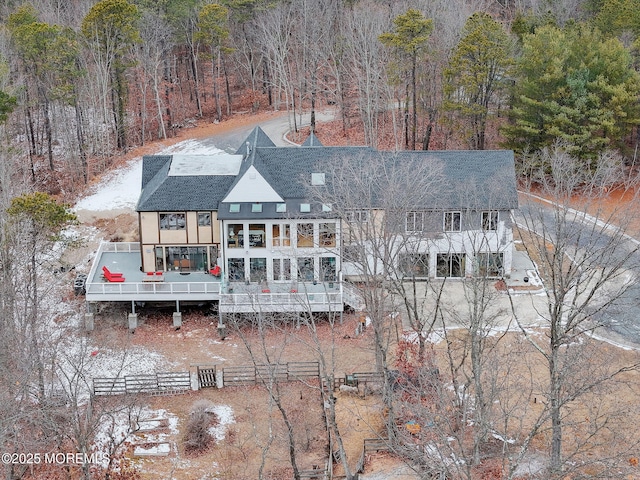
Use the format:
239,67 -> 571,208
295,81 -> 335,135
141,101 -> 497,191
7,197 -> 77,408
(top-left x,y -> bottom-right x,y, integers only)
85,242 -> 364,313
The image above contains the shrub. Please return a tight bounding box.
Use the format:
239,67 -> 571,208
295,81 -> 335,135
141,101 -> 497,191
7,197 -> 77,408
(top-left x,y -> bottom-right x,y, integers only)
183,400 -> 218,454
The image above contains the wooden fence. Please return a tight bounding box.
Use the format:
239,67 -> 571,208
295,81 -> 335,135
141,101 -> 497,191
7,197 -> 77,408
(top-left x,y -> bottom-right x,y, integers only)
331,437 -> 390,479
327,371 -> 385,391
197,365 -> 217,389
221,361 -> 320,387
93,372 -> 191,396
355,438 -> 390,474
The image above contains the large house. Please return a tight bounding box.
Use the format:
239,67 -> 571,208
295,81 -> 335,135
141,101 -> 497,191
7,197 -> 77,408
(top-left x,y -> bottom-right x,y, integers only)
84,127 -> 518,327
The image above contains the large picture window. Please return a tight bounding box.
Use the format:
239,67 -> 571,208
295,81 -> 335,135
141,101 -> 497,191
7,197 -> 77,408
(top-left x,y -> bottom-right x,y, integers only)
159,213 -> 186,230
297,223 -> 314,247
227,224 -> 243,248
321,257 -> 337,281
228,258 -> 245,281
298,257 -> 314,281
436,253 -> 465,277
248,224 -> 266,247
476,252 -> 503,277
319,223 -> 336,247
250,258 -> 267,282
399,253 -> 429,278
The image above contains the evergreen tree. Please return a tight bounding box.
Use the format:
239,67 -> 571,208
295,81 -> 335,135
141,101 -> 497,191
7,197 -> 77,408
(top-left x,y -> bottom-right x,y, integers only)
443,12 -> 514,150
503,23 -> 640,161
380,8 -> 432,151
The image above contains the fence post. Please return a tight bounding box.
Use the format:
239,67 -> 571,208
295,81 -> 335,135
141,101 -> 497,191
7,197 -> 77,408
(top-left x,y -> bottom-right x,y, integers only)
217,365 -> 224,388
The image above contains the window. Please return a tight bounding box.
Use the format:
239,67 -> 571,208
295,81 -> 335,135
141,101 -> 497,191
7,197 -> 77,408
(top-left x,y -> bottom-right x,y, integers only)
399,253 -> 429,278
406,211 -> 424,233
273,258 -> 291,281
276,203 -> 287,213
346,210 -> 369,223
482,211 -> 498,231
227,258 -> 245,281
343,245 -> 365,263
476,253 -> 504,277
248,224 -> 266,247
272,224 -> 291,247
227,224 -> 243,248
198,212 -> 211,226
229,204 -> 240,213
444,211 -> 461,232
250,258 -> 267,282
436,253 -> 465,277
209,246 -> 219,269
159,213 -> 186,230
155,246 -> 164,271
300,203 -> 311,213
252,203 -> 263,213
297,223 -> 314,247
322,203 -> 332,212
321,257 -> 337,281
298,257 -> 314,281
319,223 -> 336,247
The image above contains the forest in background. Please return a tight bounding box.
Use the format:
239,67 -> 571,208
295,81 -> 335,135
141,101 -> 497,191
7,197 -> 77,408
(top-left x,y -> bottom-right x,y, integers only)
3,2 -> 640,480
0,0 -> 639,198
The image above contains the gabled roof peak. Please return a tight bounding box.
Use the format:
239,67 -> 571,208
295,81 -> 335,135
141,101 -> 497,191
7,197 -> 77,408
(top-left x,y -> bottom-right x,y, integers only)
302,132 -> 323,147
235,126 -> 276,156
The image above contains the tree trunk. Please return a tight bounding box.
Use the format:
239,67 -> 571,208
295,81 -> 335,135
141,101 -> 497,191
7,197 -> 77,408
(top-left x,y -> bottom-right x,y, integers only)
222,55 -> 232,116
189,41 -> 202,117
74,99 -> 88,183
411,54 -> 417,151
404,84 -> 410,150
43,97 -> 54,170
549,344 -> 563,475
263,59 -> 272,107
213,48 -> 222,122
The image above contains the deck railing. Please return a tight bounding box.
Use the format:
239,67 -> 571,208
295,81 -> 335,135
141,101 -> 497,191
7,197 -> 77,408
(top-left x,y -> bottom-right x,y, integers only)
220,291 -> 341,306
99,242 -> 140,253
86,281 -> 221,296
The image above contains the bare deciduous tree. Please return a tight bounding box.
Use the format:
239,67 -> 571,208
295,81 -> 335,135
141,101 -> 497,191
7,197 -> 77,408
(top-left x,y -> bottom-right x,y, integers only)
512,144 -> 640,477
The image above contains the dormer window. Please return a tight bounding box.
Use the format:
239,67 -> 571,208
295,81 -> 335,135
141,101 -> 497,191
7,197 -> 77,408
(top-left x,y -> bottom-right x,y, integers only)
300,203 -> 311,213
252,203 -> 263,213
276,203 -> 287,213
311,173 -> 325,185
229,204 -> 240,213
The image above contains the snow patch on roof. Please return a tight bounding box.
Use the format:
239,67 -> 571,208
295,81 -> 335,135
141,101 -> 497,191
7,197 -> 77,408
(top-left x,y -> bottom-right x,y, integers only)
74,139 -> 224,212
168,152 -> 243,176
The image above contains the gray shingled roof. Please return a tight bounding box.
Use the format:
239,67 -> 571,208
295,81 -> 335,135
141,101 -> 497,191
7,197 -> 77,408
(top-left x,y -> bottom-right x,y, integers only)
137,155 -> 237,211
137,130 -> 518,214
234,126 -> 275,156
302,132 -> 323,147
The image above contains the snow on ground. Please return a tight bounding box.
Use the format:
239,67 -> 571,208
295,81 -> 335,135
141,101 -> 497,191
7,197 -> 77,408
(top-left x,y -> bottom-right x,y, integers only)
55,332 -> 173,403
94,406 -> 180,464
206,404 -> 235,441
74,140 -> 224,213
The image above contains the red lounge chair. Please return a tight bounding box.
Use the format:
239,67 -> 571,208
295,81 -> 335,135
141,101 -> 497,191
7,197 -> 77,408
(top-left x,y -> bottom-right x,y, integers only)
102,266 -> 125,282
103,266 -> 123,277
210,265 -> 221,277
